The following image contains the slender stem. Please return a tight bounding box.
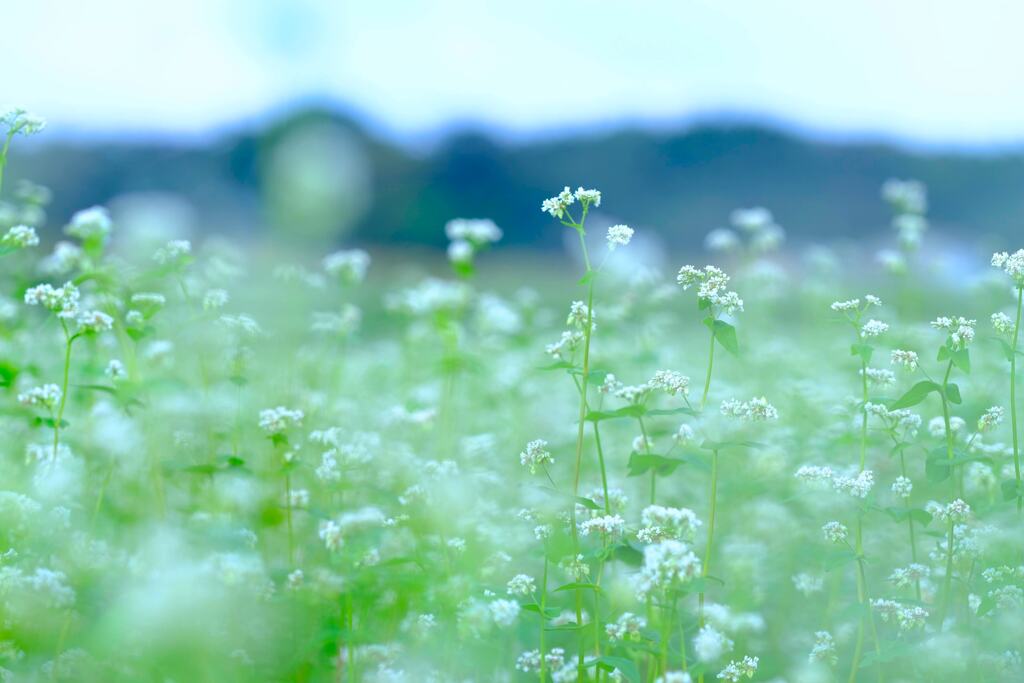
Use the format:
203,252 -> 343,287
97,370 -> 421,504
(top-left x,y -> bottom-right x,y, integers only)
593,423 -> 611,515
1011,286 -> 1023,512
52,323 -> 73,458
639,416 -> 655,504
701,327 -> 715,410
0,131 -> 15,196
285,470 -> 295,568
539,557 -> 548,682
897,447 -> 921,601
698,450 -> 719,628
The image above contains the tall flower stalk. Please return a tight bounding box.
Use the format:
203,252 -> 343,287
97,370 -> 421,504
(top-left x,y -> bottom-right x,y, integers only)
992,250 -> 1024,511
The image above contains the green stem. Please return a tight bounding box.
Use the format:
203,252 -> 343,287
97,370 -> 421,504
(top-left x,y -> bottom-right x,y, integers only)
285,470 -> 295,568
1011,286 -> 1023,512
639,416 -> 655,504
700,327 -> 715,410
539,557 -> 548,682
698,450 -> 718,628
52,323 -> 74,459
0,131 -> 15,196
593,423 -> 611,515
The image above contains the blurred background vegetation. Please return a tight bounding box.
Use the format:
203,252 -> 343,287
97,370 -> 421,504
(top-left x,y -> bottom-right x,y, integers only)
7,106 -> 1024,256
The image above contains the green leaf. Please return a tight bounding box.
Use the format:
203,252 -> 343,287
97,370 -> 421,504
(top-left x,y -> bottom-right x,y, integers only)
823,548 -> 859,570
925,454 -> 951,483
574,496 -> 601,511
593,656 -> 640,683
851,342 -> 874,364
698,297 -> 712,311
885,506 -> 932,526
585,405 -> 646,422
34,416 -> 69,429
889,381 -> 940,409
951,347 -> 970,374
1001,479 -> 1021,501
553,582 -> 603,594
699,439 -> 763,451
627,452 -> 687,477
706,319 -> 739,356
521,603 -> 562,619
578,271 -> 596,286
945,383 -> 962,404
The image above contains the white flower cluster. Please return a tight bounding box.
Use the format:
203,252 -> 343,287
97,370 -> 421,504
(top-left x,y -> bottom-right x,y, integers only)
445,218 -> 502,245
606,224 -> 634,250
809,630 -> 837,665
578,514 -> 625,538
730,207 -> 784,251
649,369 -> 690,396
890,349 -> 919,370
992,250 -> 1024,286
992,312 -> 1015,335
978,406 -> 1005,432
832,469 -> 875,499
23,281 -> 112,332
258,406 -> 304,434
65,206 -> 112,243
1,225 -> 39,249
888,563 -> 930,587
17,384 -> 62,410
861,319 -> 888,337
638,505 -> 702,543
864,403 -> 921,433
717,655 -> 759,682
720,396 -> 778,421
1,107 -> 46,135
677,265 -> 743,314
505,574 -> 535,597
605,612 -> 646,642
931,316 -> 976,350
519,439 -> 553,474
634,539 -> 701,600
541,186 -> 600,219
822,521 -> 848,543
882,178 -> 927,215
153,239 -> 192,265
656,673 -> 693,683
323,249 -> 371,284
862,367 -> 895,386
926,498 -> 971,523
871,599 -> 928,630
694,624 -> 733,662
891,475 -> 913,499
831,294 -> 881,313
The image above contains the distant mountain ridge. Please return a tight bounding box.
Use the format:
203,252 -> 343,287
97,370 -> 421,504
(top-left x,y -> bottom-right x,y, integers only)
9,108 -> 1024,249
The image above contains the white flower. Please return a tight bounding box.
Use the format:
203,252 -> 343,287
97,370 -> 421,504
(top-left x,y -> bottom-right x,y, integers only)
541,186 -> 575,219
978,406 -> 1005,432
506,574 -> 535,597
677,265 -> 743,314
489,598 -> 520,627
649,370 -> 690,396
105,360 -> 126,381
606,612 -> 646,642
992,250 -> 1024,285
445,218 -> 502,244
75,310 -> 113,333
717,655 -> 758,682
323,249 -> 370,283
831,469 -> 874,498
634,540 -> 701,600
892,476 -> 913,499
579,514 -> 625,538
993,312 -> 1015,335
606,224 -> 634,250
65,206 -> 112,242
890,349 -> 919,370
861,319 -> 888,337
17,384 -> 61,410
1,108 -> 46,135
153,240 -> 192,265
24,282 -> 80,318
447,239 -> 473,264
931,316 -> 976,350
574,187 -> 601,207
822,521 -> 848,543
882,178 -> 927,214
1,225 -> 39,249
720,396 -> 778,421
258,406 -> 304,434
203,289 -> 229,311
694,624 -> 734,662
730,207 -> 773,232
809,631 -> 837,665
520,439 -> 553,474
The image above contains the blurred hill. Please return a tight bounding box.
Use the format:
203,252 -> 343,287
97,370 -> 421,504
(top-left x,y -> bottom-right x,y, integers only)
8,108 -> 1024,250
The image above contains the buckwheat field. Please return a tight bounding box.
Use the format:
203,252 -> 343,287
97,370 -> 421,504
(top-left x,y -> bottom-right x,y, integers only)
2,108 -> 1023,683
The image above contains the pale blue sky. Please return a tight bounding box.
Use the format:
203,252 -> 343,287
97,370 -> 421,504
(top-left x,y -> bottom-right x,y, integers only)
5,0 -> 1024,146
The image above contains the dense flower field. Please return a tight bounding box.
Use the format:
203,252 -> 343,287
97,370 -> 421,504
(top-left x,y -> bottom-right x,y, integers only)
1,109 -> 1023,682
